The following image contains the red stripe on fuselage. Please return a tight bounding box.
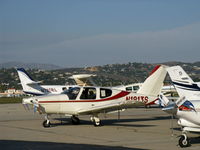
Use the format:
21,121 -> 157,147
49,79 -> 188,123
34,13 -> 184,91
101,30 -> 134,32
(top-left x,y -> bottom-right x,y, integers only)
39,91 -> 130,103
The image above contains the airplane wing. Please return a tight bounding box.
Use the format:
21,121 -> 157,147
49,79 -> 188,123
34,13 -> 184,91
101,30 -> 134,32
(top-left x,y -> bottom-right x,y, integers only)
76,101 -> 143,115
26,81 -> 42,85
69,74 -> 96,86
77,105 -> 124,115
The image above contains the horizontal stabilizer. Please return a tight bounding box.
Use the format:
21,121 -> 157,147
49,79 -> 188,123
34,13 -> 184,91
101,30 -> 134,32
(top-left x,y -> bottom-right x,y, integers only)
26,81 -> 42,85
69,74 -> 96,86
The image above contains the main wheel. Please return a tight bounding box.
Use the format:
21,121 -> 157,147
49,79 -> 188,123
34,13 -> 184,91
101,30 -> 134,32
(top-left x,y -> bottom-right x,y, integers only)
71,116 -> 80,125
179,135 -> 190,147
43,120 -> 51,128
94,120 -> 101,127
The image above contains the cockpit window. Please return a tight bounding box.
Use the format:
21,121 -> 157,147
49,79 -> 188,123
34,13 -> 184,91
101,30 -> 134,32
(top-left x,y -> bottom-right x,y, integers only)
63,87 -> 80,100
80,87 -> 96,99
126,86 -> 132,91
100,88 -> 112,98
133,86 -> 139,91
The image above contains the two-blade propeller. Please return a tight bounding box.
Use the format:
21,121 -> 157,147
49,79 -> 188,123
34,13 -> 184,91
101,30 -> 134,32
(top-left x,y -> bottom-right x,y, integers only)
161,95 -> 186,115
22,97 -> 40,113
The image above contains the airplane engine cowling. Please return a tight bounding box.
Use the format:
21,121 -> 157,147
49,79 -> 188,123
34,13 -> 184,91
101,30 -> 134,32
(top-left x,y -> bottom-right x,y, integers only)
178,118 -> 200,128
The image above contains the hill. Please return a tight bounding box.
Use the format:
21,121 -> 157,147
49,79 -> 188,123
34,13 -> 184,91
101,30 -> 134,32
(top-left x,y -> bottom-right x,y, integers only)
0,62 -> 61,70
0,61 -> 200,92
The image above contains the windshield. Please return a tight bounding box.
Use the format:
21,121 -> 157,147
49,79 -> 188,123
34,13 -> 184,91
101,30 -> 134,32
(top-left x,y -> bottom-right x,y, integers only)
63,87 -> 80,100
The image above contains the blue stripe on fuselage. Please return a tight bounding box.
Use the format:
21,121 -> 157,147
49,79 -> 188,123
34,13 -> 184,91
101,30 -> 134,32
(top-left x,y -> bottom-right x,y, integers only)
23,91 -> 44,96
173,81 -> 200,91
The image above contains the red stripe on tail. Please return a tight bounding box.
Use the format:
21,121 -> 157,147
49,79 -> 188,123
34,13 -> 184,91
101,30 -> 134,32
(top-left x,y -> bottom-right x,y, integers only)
149,65 -> 161,76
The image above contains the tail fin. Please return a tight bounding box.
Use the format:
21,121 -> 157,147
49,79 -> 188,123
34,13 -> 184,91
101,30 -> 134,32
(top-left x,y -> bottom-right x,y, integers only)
167,66 -> 200,98
17,68 -> 36,85
137,65 -> 167,97
16,68 -> 43,95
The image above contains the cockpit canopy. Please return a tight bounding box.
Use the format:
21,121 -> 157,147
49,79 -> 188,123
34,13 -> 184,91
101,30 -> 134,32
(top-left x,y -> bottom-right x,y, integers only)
63,87 -> 112,100
63,87 -> 80,99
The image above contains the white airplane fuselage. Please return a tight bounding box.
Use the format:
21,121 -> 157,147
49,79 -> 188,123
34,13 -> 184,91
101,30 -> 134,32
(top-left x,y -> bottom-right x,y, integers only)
32,87 -> 156,115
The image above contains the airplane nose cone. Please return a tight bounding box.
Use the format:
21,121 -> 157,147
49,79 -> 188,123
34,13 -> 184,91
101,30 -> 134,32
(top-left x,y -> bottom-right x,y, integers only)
23,97 -> 35,104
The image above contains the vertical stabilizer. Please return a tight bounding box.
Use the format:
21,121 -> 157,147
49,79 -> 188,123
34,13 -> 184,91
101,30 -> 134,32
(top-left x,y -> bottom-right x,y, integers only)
167,66 -> 200,99
16,68 -> 44,95
17,68 -> 35,85
137,65 -> 167,97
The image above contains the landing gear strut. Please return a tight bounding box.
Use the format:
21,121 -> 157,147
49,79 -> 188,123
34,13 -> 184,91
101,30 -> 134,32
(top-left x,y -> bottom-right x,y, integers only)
71,115 -> 80,125
43,115 -> 51,128
179,133 -> 191,148
91,115 -> 101,127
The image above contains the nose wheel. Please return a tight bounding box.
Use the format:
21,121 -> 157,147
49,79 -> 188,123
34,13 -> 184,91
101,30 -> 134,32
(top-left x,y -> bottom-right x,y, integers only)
42,115 -> 51,128
179,134 -> 191,148
91,116 -> 101,127
43,120 -> 51,128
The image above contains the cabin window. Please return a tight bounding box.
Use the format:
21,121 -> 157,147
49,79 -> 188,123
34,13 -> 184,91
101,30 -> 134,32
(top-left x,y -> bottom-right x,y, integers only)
133,86 -> 139,91
126,86 -> 133,91
100,88 -> 112,98
64,87 -> 80,100
62,87 -> 67,91
80,87 -> 96,99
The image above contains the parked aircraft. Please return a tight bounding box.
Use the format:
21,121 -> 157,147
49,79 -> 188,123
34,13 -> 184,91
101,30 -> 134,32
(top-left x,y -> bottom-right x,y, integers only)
16,68 -> 94,96
162,66 -> 200,147
23,65 -> 167,127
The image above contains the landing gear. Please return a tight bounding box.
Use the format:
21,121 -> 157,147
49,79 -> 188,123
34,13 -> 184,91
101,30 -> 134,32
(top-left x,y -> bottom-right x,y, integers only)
90,115 -> 101,127
179,134 -> 191,148
71,115 -> 80,125
43,115 -> 51,128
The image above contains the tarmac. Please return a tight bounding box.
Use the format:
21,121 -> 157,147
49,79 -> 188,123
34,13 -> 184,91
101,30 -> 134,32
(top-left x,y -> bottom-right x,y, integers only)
0,104 -> 200,150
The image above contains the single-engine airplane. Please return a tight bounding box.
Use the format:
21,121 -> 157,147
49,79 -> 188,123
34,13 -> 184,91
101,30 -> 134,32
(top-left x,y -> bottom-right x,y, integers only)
23,65 -> 167,127
162,65 -> 200,147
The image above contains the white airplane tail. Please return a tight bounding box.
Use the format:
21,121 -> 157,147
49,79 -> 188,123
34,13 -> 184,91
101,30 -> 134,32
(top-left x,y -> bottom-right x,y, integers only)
137,65 -> 167,97
167,66 -> 200,98
16,68 -> 44,95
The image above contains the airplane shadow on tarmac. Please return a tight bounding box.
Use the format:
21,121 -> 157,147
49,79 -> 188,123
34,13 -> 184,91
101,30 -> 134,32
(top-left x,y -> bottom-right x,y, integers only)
0,140 -> 146,150
51,116 -> 171,128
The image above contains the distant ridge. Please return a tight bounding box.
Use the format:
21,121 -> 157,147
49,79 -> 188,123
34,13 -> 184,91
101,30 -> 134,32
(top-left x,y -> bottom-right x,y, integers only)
0,62 -> 61,70
0,61 -> 200,71
161,61 -> 200,66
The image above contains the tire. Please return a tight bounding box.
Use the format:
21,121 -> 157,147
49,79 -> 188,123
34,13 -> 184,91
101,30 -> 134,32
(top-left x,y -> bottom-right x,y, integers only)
179,135 -> 190,148
71,116 -> 80,125
94,120 -> 101,127
43,120 -> 51,128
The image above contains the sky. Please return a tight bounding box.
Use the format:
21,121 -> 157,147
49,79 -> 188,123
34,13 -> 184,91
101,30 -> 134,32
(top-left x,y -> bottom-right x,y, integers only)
0,0 -> 200,67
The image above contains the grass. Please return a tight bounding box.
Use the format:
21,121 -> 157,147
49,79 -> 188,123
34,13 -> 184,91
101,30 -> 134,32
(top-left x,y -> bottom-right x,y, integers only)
0,97 -> 22,104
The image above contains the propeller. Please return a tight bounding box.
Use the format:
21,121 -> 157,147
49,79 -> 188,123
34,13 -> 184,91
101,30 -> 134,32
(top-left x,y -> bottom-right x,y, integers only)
22,103 -> 30,111
162,96 -> 186,115
161,95 -> 186,136
22,97 -> 40,113
31,99 -> 40,113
